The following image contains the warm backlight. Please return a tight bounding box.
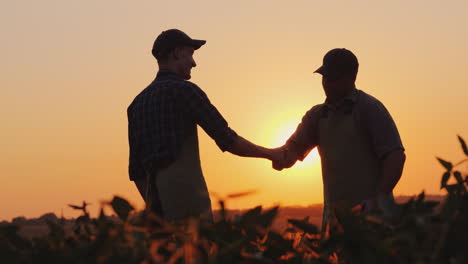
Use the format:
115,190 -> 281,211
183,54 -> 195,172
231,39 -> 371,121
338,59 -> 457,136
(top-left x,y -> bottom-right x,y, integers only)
269,116 -> 321,171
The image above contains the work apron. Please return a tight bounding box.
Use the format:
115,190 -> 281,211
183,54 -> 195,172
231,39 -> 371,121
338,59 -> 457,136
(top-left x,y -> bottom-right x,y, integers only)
318,106 -> 381,232
149,128 -> 213,222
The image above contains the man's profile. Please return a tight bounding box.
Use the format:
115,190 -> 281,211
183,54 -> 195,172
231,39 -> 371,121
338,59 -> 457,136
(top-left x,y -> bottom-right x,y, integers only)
273,48 -> 406,230
127,29 -> 282,222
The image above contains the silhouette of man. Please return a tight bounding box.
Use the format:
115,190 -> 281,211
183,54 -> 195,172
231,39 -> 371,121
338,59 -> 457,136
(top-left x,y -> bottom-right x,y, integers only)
127,29 -> 281,222
273,48 -> 406,230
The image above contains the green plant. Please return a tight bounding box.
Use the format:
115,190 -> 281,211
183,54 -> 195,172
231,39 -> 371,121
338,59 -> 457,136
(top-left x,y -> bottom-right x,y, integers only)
1,136 -> 468,263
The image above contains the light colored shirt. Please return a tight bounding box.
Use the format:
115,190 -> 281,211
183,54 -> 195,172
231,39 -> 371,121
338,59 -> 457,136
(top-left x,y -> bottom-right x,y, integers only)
286,88 -> 404,161
285,88 -> 404,230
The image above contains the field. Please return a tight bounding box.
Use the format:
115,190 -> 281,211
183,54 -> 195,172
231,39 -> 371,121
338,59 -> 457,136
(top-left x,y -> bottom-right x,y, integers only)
8,195 -> 441,239
1,137 -> 467,264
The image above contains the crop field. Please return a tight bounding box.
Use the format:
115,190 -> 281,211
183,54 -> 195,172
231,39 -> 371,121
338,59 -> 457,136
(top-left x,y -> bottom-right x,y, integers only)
1,136 -> 467,264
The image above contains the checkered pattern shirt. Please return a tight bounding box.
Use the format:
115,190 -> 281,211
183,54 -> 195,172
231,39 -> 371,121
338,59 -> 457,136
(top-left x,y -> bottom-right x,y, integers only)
127,70 -> 238,181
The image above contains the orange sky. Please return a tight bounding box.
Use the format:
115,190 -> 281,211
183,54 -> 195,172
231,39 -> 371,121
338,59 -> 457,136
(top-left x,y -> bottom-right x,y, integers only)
1,0 -> 468,220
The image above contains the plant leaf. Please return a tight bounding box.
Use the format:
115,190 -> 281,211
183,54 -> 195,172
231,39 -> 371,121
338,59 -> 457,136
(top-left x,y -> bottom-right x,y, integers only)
458,135 -> 468,156
441,172 -> 450,189
110,196 -> 134,221
240,206 -> 262,223
257,206 -> 279,228
445,184 -> 458,194
436,157 -> 453,171
417,191 -> 425,202
454,171 -> 464,184
76,215 -> 90,224
68,204 -> 83,210
287,218 -> 319,234
227,190 -> 256,199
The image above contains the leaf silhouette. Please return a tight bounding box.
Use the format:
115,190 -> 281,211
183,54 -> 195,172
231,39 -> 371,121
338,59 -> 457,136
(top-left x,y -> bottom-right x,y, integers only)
68,201 -> 90,211
417,191 -> 425,202
445,184 -> 459,194
441,172 -> 450,189
110,196 -> 134,221
68,204 -> 83,210
257,206 -> 279,228
436,157 -> 453,171
287,218 -> 319,234
226,190 -> 256,199
241,206 -> 262,223
458,135 -> 468,156
454,171 -> 464,184
76,215 -> 90,224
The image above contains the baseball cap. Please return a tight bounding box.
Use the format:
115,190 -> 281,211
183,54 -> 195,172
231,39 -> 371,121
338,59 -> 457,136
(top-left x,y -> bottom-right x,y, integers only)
314,48 -> 359,79
152,29 -> 206,60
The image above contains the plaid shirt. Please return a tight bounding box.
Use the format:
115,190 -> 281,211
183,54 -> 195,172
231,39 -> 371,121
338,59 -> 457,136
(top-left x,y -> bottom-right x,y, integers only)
127,70 -> 238,181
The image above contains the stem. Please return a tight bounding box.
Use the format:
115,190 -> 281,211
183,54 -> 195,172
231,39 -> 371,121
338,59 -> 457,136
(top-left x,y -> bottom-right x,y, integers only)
453,158 -> 468,168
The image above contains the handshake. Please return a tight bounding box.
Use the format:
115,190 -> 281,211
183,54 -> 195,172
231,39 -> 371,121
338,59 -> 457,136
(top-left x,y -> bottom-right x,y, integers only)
266,146 -> 297,171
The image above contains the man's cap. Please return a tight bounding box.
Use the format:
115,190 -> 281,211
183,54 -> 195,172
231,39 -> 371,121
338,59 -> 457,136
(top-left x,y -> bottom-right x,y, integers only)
314,48 -> 359,78
152,29 -> 206,59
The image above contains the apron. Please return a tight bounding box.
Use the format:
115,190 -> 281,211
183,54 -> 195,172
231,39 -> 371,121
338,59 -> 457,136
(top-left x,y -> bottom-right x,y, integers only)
318,106 -> 381,232
149,128 -> 213,222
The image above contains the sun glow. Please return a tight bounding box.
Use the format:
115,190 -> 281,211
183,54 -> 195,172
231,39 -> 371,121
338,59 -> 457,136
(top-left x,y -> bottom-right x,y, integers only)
270,118 -> 320,170
256,109 -> 322,183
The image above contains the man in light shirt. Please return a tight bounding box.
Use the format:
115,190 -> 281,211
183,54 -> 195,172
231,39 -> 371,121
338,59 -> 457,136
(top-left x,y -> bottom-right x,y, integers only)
273,48 -> 406,230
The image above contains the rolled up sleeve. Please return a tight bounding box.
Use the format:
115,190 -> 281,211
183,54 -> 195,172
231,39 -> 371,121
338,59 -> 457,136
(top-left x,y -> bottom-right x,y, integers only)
285,105 -> 322,161
179,83 -> 238,151
362,98 -> 404,159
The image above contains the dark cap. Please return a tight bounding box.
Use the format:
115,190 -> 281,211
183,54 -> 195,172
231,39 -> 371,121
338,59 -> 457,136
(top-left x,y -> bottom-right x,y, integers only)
152,29 -> 206,60
314,48 -> 359,78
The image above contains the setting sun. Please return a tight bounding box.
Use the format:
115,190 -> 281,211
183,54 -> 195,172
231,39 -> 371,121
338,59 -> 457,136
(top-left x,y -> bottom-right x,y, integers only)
1,0 -> 468,222
262,113 -> 322,183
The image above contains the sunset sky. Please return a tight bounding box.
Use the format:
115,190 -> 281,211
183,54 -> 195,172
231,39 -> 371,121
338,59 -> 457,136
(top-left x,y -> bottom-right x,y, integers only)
1,0 -> 468,221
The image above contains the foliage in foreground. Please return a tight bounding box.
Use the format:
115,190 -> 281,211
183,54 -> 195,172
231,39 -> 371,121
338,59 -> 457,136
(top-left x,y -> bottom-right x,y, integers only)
1,136 -> 468,264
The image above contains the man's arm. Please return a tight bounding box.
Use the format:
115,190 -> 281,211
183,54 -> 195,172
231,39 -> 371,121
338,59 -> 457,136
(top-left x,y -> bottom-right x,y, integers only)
272,105 -> 322,171
227,136 -> 284,161
363,98 -> 405,195
272,145 -> 302,170
377,150 -> 406,194
362,150 -> 406,214
359,95 -> 406,214
179,83 -> 280,161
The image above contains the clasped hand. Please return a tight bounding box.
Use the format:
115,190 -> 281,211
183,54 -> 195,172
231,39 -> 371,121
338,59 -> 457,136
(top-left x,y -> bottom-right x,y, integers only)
267,147 -> 296,171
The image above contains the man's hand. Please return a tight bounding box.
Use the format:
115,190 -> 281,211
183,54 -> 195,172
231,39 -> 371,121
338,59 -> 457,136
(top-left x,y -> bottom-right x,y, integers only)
361,193 -> 400,216
376,192 -> 400,216
268,147 -> 285,170
226,137 -> 298,171
269,147 -> 297,171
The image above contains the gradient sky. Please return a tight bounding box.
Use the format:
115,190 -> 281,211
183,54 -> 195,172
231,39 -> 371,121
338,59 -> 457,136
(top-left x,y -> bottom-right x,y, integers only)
1,0 -> 468,220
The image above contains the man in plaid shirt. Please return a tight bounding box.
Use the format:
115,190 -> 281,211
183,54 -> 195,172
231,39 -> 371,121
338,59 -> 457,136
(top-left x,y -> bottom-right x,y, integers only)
127,29 -> 281,221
